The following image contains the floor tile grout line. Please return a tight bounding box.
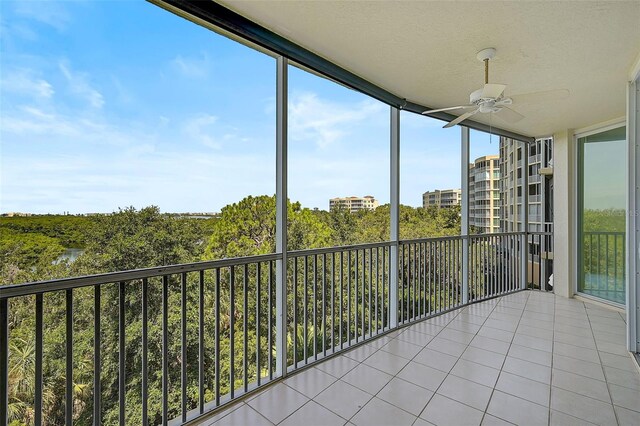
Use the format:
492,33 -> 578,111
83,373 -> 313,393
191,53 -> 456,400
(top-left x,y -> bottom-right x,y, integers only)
343,306 -> 466,424
275,376 -> 347,425
275,387 -> 343,426
204,402 -> 246,426
583,303 -> 621,426
304,318 -> 449,424
546,292 -> 558,426
215,401 -> 277,426
411,300 -> 496,422
480,290 -> 535,426
349,298 -> 513,424
549,299 -> 636,425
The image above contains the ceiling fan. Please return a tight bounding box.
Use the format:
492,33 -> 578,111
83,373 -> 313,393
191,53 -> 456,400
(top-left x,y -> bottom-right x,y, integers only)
422,48 -> 569,128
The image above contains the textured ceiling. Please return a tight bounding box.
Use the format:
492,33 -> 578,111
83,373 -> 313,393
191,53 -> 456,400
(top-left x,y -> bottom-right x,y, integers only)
219,0 -> 640,137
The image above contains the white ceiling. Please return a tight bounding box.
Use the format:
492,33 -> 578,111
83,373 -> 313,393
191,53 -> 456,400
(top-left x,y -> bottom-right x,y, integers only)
219,0 -> 640,137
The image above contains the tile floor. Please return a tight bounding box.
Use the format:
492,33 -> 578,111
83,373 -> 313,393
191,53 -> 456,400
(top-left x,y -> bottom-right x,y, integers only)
199,291 -> 640,426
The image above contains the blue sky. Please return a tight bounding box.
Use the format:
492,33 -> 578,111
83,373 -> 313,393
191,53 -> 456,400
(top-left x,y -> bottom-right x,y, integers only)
0,0 -> 498,214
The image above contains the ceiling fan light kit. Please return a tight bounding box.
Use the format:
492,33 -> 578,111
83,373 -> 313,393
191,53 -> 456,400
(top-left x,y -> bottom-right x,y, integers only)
422,47 -> 569,129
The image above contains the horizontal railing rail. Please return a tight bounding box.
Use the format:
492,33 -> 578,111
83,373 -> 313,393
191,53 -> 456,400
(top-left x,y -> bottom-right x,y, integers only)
288,241 -> 394,257
1,232 -> 553,425
0,253 -> 283,299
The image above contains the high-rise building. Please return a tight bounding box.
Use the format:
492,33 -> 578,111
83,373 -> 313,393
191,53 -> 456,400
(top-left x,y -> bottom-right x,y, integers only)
422,189 -> 462,209
500,137 -> 554,289
329,195 -> 379,213
499,137 -> 553,234
469,155 -> 501,234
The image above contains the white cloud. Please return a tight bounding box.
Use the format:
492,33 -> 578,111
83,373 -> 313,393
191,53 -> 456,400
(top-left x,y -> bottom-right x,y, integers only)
183,114 -> 220,148
59,61 -> 105,108
1,69 -> 54,99
13,1 -> 70,32
0,20 -> 38,41
0,139 -> 275,214
289,92 -> 385,148
2,106 -> 76,135
171,53 -> 211,78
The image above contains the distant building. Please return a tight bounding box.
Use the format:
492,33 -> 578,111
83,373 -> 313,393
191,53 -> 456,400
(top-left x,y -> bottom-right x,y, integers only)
499,137 -> 553,234
422,189 -> 462,209
1,212 -> 33,217
469,155 -> 501,234
329,195 -> 379,213
500,137 -> 554,288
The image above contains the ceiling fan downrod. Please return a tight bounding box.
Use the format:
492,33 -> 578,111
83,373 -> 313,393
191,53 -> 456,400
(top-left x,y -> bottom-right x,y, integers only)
485,58 -> 489,84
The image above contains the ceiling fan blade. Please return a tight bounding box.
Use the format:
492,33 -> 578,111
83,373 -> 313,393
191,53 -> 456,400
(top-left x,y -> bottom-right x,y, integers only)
510,89 -> 569,104
494,106 -> 525,123
443,109 -> 479,128
422,105 -> 475,115
481,83 -> 507,99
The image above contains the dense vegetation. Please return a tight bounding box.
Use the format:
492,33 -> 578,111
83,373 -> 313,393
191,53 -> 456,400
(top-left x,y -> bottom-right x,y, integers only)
2,196 -> 460,425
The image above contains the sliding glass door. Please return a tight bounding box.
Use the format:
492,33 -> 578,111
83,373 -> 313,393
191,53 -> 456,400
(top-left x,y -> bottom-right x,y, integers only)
577,126 -> 626,305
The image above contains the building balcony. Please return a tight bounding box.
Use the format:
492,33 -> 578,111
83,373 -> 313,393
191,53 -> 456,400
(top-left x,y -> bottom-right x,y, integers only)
2,1 -> 639,426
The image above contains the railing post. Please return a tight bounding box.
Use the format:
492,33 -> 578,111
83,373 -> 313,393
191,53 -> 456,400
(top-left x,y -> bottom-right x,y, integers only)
521,139 -> 529,289
389,106 -> 400,328
275,55 -> 288,377
461,126 -> 470,304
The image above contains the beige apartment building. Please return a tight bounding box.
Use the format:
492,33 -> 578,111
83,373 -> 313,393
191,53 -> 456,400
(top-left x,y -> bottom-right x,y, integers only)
469,155 -> 501,234
329,195 -> 379,213
422,189 -> 462,209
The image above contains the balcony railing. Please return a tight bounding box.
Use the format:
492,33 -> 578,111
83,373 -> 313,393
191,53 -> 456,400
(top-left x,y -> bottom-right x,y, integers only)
287,243 -> 393,370
581,231 -> 625,304
0,232 -> 551,425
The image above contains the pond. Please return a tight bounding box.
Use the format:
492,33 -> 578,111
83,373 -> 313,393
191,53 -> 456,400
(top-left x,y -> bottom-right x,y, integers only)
54,248 -> 84,264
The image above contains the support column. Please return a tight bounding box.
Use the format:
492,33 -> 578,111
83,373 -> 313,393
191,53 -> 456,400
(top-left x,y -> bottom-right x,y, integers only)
275,56 -> 288,376
521,140 -> 529,289
461,127 -> 470,304
627,75 -> 639,353
389,107 -> 400,328
552,129 -> 575,299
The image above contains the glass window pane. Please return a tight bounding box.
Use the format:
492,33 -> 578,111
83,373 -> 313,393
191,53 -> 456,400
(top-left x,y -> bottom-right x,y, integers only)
578,126 -> 626,304
400,112 -> 460,238
288,64 -> 389,248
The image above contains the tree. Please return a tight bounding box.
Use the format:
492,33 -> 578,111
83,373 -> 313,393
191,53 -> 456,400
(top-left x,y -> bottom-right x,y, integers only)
204,195 -> 333,259
74,206 -> 205,273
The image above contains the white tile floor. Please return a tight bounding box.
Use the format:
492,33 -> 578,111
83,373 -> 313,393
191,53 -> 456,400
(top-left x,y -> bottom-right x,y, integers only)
199,291 -> 640,426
